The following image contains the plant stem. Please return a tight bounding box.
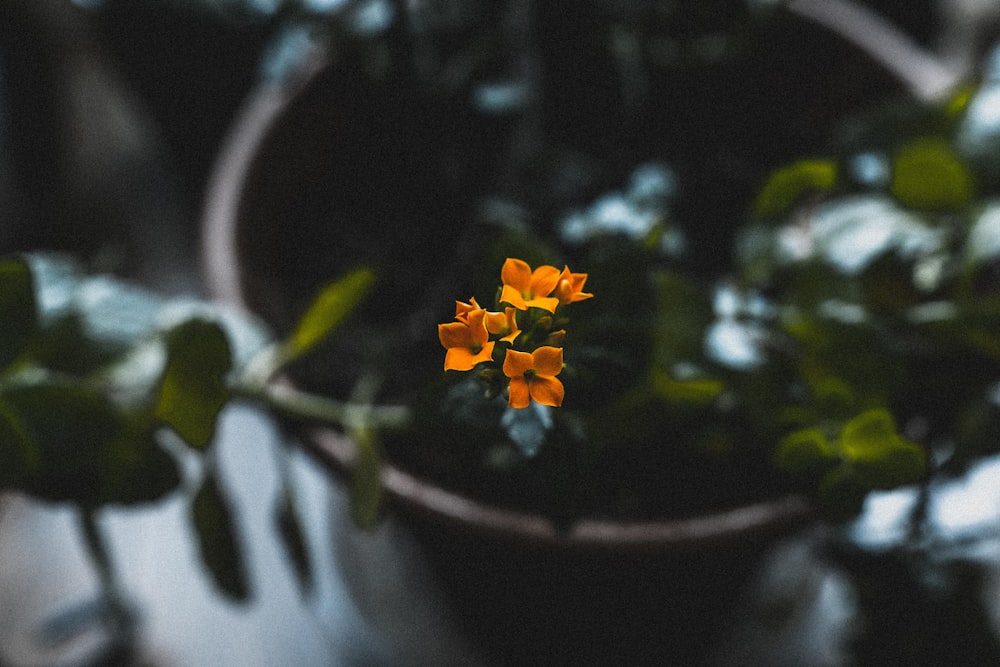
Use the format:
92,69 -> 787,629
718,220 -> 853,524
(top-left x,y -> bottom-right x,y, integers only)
79,509 -> 135,646
237,379 -> 411,432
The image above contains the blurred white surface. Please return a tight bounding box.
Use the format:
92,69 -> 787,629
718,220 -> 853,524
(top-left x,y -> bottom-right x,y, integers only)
0,404 -> 385,666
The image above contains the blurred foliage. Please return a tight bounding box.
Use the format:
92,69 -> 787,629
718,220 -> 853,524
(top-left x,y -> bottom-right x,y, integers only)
0,253 -> 373,601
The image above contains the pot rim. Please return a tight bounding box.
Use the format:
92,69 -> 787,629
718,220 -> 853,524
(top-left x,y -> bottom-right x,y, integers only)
201,46 -> 814,556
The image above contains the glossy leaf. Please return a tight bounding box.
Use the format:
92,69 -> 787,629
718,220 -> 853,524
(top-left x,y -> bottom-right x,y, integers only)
192,471 -> 250,602
155,319 -> 232,448
276,488 -> 314,597
890,138 -> 974,210
284,268 -> 375,363
753,159 -> 837,219
0,257 -> 37,370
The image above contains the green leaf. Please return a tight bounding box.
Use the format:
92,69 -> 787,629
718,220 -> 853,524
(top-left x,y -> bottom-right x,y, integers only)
753,159 -> 837,219
0,377 -> 179,506
840,408 -> 926,489
890,138 -> 975,210
651,369 -> 724,406
840,408 -> 901,461
275,488 -> 314,597
192,471 -> 250,602
651,269 -> 713,369
284,268 -> 375,363
817,464 -> 869,522
349,428 -> 383,530
0,256 -> 38,370
773,426 -> 836,476
0,398 -> 37,488
155,319 -> 232,448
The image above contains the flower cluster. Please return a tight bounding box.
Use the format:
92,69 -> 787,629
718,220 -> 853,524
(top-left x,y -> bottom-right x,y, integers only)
438,258 -> 593,408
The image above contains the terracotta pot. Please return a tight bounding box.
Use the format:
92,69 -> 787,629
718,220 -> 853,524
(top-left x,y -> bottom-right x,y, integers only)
201,37 -> 814,666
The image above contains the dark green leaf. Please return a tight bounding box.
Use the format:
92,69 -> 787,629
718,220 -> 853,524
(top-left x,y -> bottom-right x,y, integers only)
0,378 -> 179,506
651,269 -> 713,369
276,488 -> 314,597
0,256 -> 37,370
817,464 -> 869,522
349,428 -> 383,529
192,471 -> 250,602
0,398 -> 37,488
155,319 -> 232,448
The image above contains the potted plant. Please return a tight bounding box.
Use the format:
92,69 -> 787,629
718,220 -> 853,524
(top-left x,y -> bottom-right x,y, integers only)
197,2 -> 1000,663
5,1 -> 1000,664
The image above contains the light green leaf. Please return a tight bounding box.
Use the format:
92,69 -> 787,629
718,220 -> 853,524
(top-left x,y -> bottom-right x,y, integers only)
753,159 -> 837,219
840,408 -> 926,489
890,138 -> 974,210
840,408 -> 901,461
651,369 -> 725,406
284,268 -> 375,363
773,426 -> 836,476
155,319 -> 232,448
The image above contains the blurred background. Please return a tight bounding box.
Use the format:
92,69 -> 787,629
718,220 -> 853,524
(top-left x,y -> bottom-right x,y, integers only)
3,1 -> 1000,665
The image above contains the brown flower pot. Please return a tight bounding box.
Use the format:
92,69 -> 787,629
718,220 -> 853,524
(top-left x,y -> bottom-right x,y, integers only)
201,38 -> 814,665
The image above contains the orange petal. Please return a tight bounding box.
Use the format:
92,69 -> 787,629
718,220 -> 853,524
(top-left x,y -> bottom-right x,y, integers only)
455,297 -> 481,322
507,376 -> 531,408
556,267 -> 593,304
529,375 -> 564,407
499,284 -> 528,310
444,341 -> 495,371
465,309 -> 491,344
502,348 -> 534,378
530,264 -> 561,298
524,296 -> 560,313
501,258 -> 531,291
438,321 -> 472,349
531,346 -> 564,377
484,310 -> 508,335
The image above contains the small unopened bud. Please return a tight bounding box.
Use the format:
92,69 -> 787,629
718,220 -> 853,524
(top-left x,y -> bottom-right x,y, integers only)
545,329 -> 566,346
478,368 -> 504,399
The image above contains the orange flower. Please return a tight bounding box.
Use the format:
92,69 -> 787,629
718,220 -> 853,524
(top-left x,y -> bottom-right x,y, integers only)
484,307 -> 521,343
502,346 -> 564,408
555,266 -> 593,305
499,258 -> 560,312
454,297 -> 482,323
438,309 -> 496,371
